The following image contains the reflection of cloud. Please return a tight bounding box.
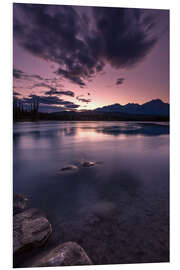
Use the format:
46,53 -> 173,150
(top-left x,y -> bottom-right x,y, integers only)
83,123 -> 169,137
63,127 -> 77,136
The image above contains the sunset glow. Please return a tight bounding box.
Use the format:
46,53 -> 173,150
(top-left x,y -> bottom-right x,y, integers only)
13,4 -> 169,112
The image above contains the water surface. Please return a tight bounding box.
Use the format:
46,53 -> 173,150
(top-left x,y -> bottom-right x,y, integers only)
13,121 -> 169,265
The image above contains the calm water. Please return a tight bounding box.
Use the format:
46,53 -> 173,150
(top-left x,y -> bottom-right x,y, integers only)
13,121 -> 169,266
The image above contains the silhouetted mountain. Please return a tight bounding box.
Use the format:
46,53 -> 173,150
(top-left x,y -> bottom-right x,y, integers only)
13,99 -> 169,122
95,99 -> 169,116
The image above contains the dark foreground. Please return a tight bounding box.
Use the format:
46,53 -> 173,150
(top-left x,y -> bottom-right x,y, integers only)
14,109 -> 169,122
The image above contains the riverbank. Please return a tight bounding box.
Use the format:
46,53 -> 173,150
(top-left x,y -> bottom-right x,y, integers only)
13,194 -> 93,267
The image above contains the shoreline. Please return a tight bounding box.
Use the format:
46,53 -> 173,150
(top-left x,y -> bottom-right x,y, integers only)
13,194 -> 93,268
13,118 -> 170,123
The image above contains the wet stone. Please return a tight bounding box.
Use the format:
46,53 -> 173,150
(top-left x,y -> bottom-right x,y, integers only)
13,193 -> 29,215
59,165 -> 78,172
31,241 -> 93,267
13,208 -> 52,254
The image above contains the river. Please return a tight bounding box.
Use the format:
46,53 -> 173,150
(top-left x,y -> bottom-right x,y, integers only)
13,121 -> 169,266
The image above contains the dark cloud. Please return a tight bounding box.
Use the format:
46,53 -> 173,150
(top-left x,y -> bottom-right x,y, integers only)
92,7 -> 157,68
45,89 -> 75,97
13,4 -> 102,86
13,91 -> 21,96
116,78 -> 125,85
38,105 -> 66,113
55,68 -> 86,87
33,82 -> 51,89
13,67 -> 43,81
13,68 -> 74,97
76,95 -> 91,103
64,103 -> 80,109
78,98 -> 91,103
14,4 -> 158,86
21,94 -> 79,110
13,68 -> 24,79
33,81 -> 75,97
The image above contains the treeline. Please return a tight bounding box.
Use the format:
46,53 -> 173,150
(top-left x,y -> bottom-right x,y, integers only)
13,98 -> 39,121
13,107 -> 169,122
45,111 -> 169,122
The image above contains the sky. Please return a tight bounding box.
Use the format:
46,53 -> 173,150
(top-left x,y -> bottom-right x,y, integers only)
13,3 -> 169,112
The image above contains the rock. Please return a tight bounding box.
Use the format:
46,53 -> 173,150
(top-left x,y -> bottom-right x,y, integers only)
13,208 -> 52,254
81,161 -> 96,167
59,165 -> 78,172
31,242 -> 93,267
13,193 -> 29,215
81,160 -> 102,167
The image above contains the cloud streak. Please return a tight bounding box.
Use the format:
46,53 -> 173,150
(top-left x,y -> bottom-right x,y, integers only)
13,67 -> 76,98
13,91 -> 21,96
13,67 -> 43,81
20,94 -> 80,111
76,95 -> 91,103
45,89 -> 75,97
116,78 -> 125,85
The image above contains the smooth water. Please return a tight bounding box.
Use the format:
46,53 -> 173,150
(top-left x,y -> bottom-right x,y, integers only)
13,121 -> 169,265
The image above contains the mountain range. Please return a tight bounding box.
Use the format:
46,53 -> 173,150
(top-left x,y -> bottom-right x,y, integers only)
94,99 -> 169,116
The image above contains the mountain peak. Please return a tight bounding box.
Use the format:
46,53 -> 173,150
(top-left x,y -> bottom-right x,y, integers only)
145,99 -> 164,104
95,99 -> 169,116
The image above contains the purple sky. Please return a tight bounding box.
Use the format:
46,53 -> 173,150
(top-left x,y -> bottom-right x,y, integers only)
13,4 -> 169,112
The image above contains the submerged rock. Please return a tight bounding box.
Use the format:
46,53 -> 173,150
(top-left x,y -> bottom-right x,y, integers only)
13,208 -> 52,254
31,242 -> 93,267
13,193 -> 29,215
59,164 -> 78,172
81,161 -> 96,167
81,160 -> 102,167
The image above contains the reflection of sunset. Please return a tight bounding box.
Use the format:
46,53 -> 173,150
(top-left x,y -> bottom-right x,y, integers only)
75,127 -> 129,141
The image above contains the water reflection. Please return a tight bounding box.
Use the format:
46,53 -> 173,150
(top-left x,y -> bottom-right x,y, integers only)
13,121 -> 169,265
94,122 -> 169,136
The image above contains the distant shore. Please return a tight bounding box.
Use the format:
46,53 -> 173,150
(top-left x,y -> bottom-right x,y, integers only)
13,111 -> 169,122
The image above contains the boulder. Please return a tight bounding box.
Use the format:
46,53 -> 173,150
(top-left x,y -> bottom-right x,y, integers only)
31,242 -> 93,267
13,208 -> 52,254
13,193 -> 29,215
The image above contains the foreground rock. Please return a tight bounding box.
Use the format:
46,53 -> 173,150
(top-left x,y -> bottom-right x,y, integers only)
13,208 -> 52,254
31,242 -> 93,267
13,193 -> 29,215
